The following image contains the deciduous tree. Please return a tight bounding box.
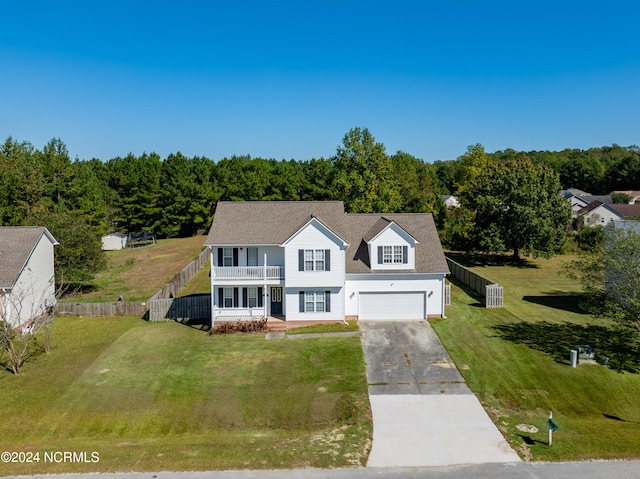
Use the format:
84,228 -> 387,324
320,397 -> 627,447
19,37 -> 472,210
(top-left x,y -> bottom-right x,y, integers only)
457,156 -> 571,259
331,127 -> 402,213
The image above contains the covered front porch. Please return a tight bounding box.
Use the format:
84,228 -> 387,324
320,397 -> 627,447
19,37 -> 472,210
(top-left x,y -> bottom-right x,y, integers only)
211,285 -> 285,324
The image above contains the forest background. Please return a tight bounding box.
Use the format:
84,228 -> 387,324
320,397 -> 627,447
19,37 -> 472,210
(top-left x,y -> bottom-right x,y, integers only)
2,128 -> 638,287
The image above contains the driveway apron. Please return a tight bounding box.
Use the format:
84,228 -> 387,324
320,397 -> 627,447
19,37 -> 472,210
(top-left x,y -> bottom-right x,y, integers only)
360,320 -> 520,467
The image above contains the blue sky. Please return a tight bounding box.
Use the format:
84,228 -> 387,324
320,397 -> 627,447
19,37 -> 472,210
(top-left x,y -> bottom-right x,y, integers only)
1,1 -> 638,163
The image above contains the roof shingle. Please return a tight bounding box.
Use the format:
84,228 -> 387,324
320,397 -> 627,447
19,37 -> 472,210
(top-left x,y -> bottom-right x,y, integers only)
205,201 -> 449,275
0,227 -> 56,288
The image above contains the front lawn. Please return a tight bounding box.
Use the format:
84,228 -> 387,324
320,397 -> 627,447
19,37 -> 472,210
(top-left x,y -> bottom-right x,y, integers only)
0,317 -> 371,475
432,254 -> 640,461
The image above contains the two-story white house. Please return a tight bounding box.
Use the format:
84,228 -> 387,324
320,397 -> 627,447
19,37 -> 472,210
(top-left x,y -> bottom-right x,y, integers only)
204,201 -> 449,325
0,227 -> 58,328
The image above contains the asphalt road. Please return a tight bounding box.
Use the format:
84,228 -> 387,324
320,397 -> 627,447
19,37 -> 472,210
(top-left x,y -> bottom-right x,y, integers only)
4,461 -> 640,479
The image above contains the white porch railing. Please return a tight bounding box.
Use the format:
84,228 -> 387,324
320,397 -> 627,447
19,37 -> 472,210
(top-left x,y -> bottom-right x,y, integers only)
215,307 -> 265,321
213,266 -> 282,280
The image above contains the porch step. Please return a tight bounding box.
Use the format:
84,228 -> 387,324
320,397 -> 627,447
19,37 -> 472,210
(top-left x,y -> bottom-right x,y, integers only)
266,316 -> 287,332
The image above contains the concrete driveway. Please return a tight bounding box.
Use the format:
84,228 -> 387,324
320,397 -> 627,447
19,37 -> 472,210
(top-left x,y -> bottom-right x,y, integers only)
360,320 -> 520,467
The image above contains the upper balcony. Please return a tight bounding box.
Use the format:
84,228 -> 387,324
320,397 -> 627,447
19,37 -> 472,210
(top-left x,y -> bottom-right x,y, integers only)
213,266 -> 283,281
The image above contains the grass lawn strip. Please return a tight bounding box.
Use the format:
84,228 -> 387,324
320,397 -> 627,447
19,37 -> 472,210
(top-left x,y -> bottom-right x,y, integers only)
0,317 -> 371,474
432,254 -> 640,462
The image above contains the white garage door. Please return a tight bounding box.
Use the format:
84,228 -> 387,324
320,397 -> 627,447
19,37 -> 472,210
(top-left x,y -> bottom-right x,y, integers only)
359,292 -> 426,320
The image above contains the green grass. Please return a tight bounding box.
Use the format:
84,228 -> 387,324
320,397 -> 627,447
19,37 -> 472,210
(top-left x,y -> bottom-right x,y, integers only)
286,320 -> 360,335
0,317 -> 371,474
64,237 -> 207,303
177,260 -> 211,297
432,254 -> 640,461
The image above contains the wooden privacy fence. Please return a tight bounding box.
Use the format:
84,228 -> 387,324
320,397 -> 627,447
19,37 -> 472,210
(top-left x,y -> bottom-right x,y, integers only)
445,257 -> 504,308
55,301 -> 148,317
149,248 -> 209,301
56,247 -> 209,318
148,294 -> 211,322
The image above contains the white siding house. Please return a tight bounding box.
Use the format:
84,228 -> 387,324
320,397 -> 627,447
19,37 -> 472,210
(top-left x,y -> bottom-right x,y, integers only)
0,227 -> 58,328
204,202 -> 449,325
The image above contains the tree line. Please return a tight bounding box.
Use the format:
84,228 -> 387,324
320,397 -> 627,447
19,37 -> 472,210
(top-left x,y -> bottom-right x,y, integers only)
2,127 -> 638,286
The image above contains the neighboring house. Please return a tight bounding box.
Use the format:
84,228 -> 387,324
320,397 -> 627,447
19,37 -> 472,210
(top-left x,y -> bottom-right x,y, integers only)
562,188 -> 590,198
0,227 -> 58,328
101,232 -> 128,251
611,190 -> 640,204
577,201 -> 624,226
204,201 -> 450,324
609,203 -> 640,220
441,195 -> 460,209
566,194 -> 613,216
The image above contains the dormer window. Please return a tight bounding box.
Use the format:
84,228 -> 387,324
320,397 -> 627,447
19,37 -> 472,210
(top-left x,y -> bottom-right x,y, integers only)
383,245 -> 404,264
378,245 -> 408,265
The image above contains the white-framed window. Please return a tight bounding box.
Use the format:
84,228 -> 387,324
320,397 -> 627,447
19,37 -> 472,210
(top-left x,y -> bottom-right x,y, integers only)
247,247 -> 258,266
247,287 -> 258,308
383,245 -> 403,264
223,247 -> 233,267
223,287 -> 234,308
304,249 -> 325,271
304,291 -> 325,312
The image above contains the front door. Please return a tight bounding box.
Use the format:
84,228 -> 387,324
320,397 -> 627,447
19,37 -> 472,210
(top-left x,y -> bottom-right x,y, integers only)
270,287 -> 283,315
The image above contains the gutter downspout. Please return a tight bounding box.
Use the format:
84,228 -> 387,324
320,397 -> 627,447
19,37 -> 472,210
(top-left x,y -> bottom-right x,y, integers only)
209,247 -> 215,328
441,274 -> 447,319
1,288 -> 11,325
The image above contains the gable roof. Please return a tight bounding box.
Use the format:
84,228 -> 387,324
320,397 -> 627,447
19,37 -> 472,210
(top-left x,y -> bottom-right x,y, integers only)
562,188 -> 590,198
576,201 -> 622,218
0,227 -> 58,289
204,201 -> 449,275
205,201 -> 346,245
342,213 -> 446,274
362,217 -> 419,245
281,215 -> 349,247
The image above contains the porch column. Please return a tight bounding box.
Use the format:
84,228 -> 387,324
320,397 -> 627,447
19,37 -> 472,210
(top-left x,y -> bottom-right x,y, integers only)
210,246 -> 216,327
263,251 -> 268,317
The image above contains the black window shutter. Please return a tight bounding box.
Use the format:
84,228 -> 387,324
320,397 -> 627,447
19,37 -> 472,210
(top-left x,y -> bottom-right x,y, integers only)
325,249 -> 331,271
233,287 -> 238,308
378,246 -> 383,264
258,287 -> 263,307
233,248 -> 239,266
298,249 -> 304,271
299,291 -> 305,312
325,291 -> 331,312
218,288 -> 223,308
217,248 -> 223,266
242,288 -> 248,308
403,245 -> 408,264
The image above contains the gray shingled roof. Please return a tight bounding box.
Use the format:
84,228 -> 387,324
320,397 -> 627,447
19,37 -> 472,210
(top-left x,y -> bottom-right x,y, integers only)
609,203 -> 640,218
205,201 -> 449,275
340,213 -> 448,274
0,227 -> 57,289
205,201 -> 347,245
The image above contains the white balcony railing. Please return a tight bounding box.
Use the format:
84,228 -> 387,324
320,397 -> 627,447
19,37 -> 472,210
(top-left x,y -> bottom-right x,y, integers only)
213,266 -> 282,281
